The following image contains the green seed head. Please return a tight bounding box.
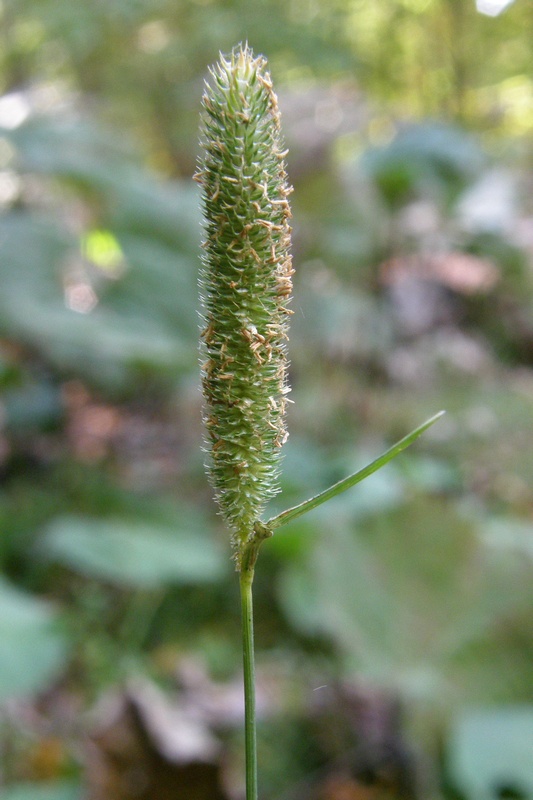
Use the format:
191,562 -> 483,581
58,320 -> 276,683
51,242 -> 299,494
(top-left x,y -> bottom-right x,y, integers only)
196,45 -> 293,561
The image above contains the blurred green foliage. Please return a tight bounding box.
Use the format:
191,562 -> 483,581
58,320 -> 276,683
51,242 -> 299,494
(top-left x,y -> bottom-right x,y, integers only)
0,1 -> 532,798
0,782 -> 82,800
448,707 -> 533,799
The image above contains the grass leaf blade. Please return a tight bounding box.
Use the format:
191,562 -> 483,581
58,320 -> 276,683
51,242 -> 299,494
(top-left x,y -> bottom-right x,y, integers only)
267,411 -> 445,530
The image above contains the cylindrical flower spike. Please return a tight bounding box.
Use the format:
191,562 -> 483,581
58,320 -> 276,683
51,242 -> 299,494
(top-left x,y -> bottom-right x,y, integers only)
196,45 -> 293,565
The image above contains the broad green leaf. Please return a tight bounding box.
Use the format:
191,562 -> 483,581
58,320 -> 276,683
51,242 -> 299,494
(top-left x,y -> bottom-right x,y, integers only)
0,214 -> 190,391
448,706 -> 533,799
0,781 -> 82,800
0,579 -> 69,700
278,496 -> 533,700
10,117 -> 201,249
42,515 -> 226,588
110,234 -> 198,335
360,122 -> 484,208
481,516 -> 533,560
3,380 -> 62,432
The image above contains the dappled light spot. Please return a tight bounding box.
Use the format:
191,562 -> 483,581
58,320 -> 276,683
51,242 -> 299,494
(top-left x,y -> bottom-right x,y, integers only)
477,0 -> 515,17
81,229 -> 126,278
137,20 -> 171,54
0,171 -> 20,206
64,281 -> 98,314
0,92 -> 30,129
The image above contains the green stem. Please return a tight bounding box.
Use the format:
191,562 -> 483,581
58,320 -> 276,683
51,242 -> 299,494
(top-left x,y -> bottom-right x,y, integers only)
232,411 -> 445,799
240,564 -> 257,800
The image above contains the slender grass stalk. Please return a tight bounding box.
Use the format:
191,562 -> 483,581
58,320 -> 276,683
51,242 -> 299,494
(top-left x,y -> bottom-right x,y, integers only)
240,566 -> 257,799
196,44 -> 444,800
196,44 -> 292,800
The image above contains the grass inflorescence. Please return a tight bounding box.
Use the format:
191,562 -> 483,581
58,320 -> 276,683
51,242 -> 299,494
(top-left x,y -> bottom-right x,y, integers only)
196,45 -> 293,565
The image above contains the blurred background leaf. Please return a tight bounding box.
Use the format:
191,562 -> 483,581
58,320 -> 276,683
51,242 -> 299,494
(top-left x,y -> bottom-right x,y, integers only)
447,707 -> 533,799
0,782 -> 82,800
41,513 -> 226,588
0,579 -> 69,700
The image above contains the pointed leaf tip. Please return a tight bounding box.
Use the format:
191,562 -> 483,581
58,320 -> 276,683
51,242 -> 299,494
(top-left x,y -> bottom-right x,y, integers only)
267,410 -> 446,530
